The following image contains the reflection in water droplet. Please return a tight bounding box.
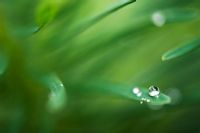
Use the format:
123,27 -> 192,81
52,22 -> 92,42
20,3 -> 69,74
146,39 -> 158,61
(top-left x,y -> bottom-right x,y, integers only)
132,87 -> 142,97
133,87 -> 140,94
149,86 -> 160,97
151,11 -> 166,27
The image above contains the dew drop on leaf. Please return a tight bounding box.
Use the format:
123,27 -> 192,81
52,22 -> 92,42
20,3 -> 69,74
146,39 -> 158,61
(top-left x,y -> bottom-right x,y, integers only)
132,87 -> 142,97
140,97 -> 151,104
149,86 -> 160,97
146,99 -> 150,103
151,11 -> 166,27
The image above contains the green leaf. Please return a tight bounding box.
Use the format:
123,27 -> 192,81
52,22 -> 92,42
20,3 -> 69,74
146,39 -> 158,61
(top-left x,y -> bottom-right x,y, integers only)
162,37 -> 200,61
151,8 -> 198,27
35,0 -> 68,30
84,81 -> 171,105
65,0 -> 136,39
40,73 -> 67,113
164,8 -> 198,23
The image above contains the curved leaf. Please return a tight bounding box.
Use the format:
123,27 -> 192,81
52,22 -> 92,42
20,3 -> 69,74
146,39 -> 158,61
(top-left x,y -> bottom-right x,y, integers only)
35,0 -> 68,30
40,73 -> 67,113
162,37 -> 200,61
64,0 -> 136,39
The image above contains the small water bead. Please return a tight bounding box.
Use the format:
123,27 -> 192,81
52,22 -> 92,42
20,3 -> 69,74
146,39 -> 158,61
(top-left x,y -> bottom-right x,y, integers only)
146,99 -> 150,103
132,87 -> 142,97
132,87 -> 139,94
151,11 -> 166,27
149,86 -> 160,97
140,98 -> 146,104
140,97 -> 151,104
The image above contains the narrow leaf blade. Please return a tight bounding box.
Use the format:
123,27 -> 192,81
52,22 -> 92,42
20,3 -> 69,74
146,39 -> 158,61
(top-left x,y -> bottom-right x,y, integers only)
84,81 -> 171,105
162,38 -> 200,61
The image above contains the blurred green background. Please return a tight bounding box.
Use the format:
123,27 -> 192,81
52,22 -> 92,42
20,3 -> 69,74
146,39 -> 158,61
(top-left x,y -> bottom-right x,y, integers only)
0,0 -> 200,132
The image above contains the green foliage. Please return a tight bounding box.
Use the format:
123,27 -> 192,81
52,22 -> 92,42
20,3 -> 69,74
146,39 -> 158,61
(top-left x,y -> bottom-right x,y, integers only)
162,37 -> 200,60
40,73 -> 67,113
0,0 -> 200,133
84,80 -> 171,105
35,0 -> 69,31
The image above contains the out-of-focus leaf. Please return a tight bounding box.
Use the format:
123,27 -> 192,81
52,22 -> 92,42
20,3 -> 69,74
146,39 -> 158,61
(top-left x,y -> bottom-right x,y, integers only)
40,73 -> 67,113
162,37 -> 200,61
163,8 -> 198,23
35,0 -> 68,30
61,0 -> 136,41
151,8 -> 198,27
35,0 -> 137,67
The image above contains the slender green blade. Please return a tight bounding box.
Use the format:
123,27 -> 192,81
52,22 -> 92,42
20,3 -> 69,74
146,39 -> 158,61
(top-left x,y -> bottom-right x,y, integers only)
151,8 -> 198,27
162,37 -> 200,61
64,0 -> 136,39
35,0 -> 69,32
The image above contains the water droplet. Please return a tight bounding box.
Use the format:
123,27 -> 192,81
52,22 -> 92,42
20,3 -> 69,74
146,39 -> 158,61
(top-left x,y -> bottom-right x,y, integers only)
140,98 -> 145,104
132,87 -> 142,97
140,97 -> 151,104
151,11 -> 166,27
149,86 -> 160,97
146,99 -> 150,103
